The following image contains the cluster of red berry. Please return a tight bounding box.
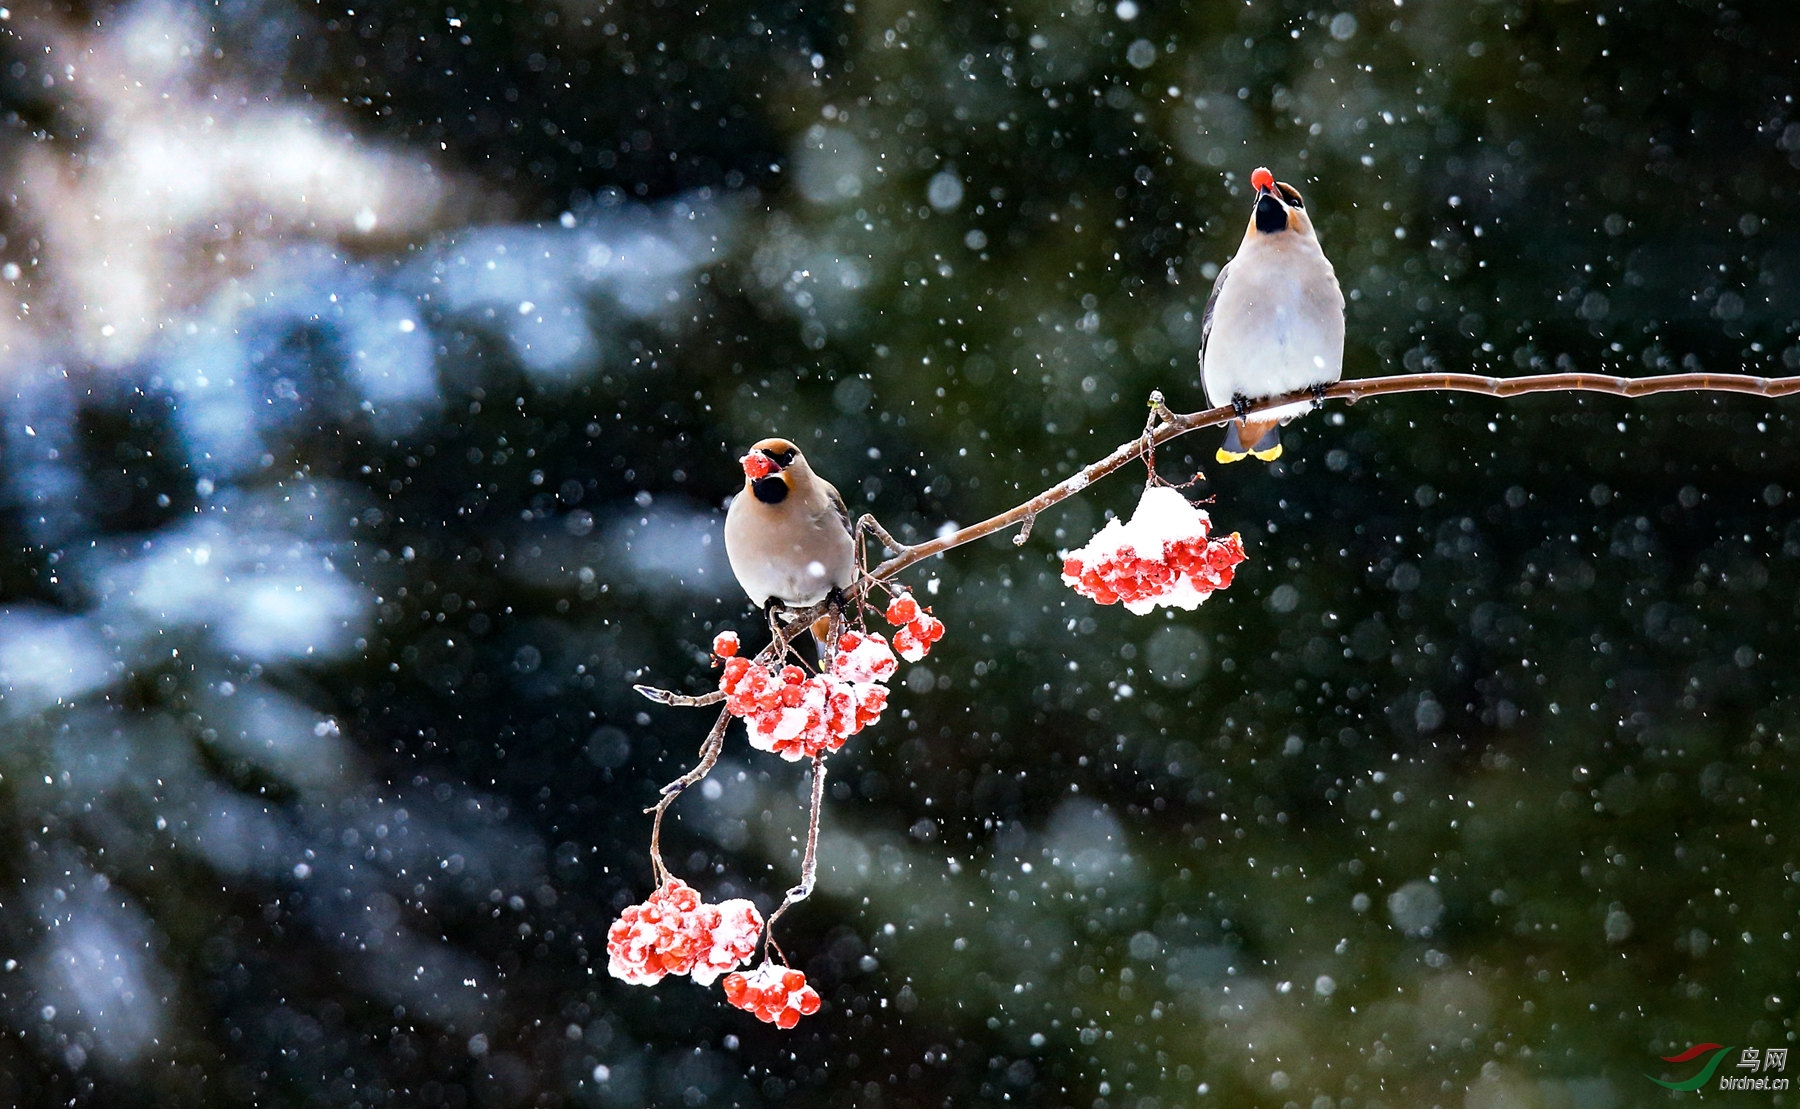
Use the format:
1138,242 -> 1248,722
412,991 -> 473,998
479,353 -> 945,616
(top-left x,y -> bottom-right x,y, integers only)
612,591 -> 948,1026
714,630 -> 894,761
605,878 -> 763,987
832,629 -> 901,683
722,963 -> 824,1028
883,589 -> 945,661
1062,485 -> 1247,614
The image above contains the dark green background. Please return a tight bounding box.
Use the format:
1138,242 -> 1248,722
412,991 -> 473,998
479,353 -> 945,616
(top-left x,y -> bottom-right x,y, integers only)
1,0 -> 1796,1105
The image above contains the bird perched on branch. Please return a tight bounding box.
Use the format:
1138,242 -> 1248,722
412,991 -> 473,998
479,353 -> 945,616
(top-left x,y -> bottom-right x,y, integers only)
724,437 -> 857,645
1200,166 -> 1346,463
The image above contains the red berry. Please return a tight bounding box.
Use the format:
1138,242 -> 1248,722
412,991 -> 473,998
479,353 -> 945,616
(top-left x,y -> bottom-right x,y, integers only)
885,594 -> 918,624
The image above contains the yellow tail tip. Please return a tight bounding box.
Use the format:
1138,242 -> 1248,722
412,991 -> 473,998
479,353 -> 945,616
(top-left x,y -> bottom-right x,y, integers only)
1216,443 -> 1282,464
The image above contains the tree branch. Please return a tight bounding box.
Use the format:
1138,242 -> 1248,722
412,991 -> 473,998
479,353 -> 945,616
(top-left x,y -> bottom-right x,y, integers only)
618,367 -> 1800,998
867,370 -> 1800,582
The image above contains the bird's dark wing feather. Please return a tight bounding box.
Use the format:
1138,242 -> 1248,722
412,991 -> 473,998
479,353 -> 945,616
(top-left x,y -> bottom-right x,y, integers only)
1199,259 -> 1232,365
826,483 -> 854,538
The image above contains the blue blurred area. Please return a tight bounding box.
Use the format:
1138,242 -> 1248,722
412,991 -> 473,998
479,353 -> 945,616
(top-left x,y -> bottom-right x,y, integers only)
0,70 -> 739,1089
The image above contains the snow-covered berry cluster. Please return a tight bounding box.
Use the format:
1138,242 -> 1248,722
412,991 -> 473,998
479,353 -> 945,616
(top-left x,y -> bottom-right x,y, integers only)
832,629 -> 901,684
713,630 -> 894,761
722,963 -> 824,1028
606,878 -> 763,987
1061,485 -> 1247,614
883,589 -> 945,661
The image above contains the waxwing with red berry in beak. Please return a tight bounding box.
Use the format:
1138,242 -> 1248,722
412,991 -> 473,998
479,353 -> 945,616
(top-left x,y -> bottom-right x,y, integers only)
724,438 -> 858,622
1200,166 -> 1347,463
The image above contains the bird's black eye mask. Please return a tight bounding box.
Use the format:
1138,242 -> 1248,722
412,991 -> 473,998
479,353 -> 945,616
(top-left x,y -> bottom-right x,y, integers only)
761,446 -> 797,469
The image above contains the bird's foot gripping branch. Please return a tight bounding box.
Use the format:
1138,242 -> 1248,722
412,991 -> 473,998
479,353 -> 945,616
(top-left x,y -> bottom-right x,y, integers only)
617,369 -> 1800,1027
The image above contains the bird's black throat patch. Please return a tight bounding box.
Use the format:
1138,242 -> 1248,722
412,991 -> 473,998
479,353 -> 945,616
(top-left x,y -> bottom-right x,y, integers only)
752,476 -> 789,504
1254,193 -> 1288,234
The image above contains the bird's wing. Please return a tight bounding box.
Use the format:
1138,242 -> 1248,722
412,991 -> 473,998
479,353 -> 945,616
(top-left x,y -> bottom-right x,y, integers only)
1199,258 -> 1232,364
826,482 -> 854,539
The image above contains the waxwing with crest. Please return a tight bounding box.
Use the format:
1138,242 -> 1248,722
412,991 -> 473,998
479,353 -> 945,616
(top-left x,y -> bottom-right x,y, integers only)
1199,166 -> 1346,463
724,438 -> 858,627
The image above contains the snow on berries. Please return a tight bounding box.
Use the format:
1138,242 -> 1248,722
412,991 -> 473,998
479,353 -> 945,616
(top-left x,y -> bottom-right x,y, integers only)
1061,484 -> 1247,614
740,451 -> 777,479
606,878 -> 763,986
883,588 -> 945,661
714,632 -> 899,761
722,963 -> 823,1028
693,897 -> 764,986
833,630 -> 899,684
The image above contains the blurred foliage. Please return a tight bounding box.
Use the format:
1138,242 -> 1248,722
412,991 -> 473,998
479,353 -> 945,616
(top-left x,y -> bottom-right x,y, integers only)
1,0 -> 1799,1107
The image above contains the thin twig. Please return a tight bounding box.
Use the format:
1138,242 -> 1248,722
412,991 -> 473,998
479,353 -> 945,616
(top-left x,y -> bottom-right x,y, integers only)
634,685 -> 726,707
857,512 -> 912,556
1147,388 -> 1178,427
867,369 -> 1800,583
638,614 -> 827,885
645,706 -> 733,885
762,754 -> 829,964
1011,512 -> 1036,546
1140,391 -> 1172,489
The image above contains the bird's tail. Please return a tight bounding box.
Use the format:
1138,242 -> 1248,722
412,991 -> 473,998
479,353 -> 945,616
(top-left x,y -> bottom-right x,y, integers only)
810,614 -> 835,664
1216,418 -> 1283,464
